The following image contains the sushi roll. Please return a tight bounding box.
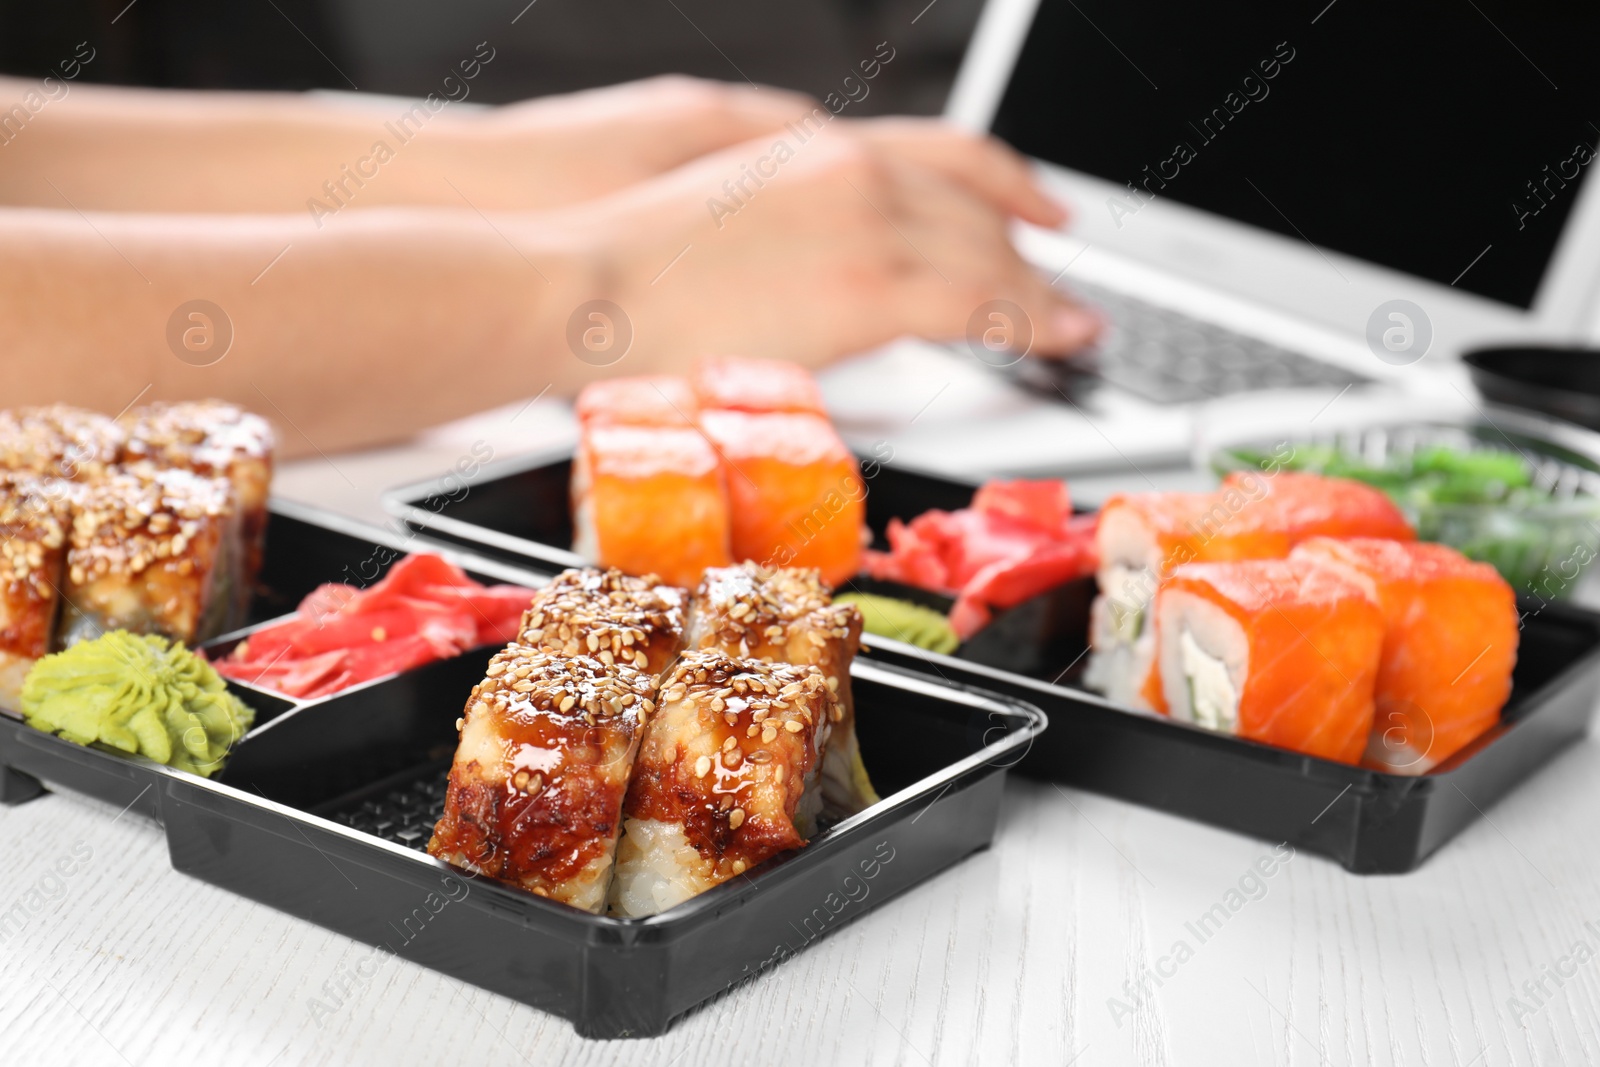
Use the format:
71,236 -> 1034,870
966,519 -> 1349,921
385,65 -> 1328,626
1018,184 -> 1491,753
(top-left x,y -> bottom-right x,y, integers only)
427,647 -> 655,912
1291,537 -> 1518,772
571,424 -> 732,589
0,405 -> 124,481
59,466 -> 241,648
686,562 -> 874,815
698,410 -> 864,587
119,401 -> 275,604
574,376 -> 699,427
519,566 -> 686,677
0,473 -> 71,709
1087,491 -> 1290,711
1155,558 -> 1384,764
691,355 -> 827,415
607,649 -> 836,917
1224,470 -> 1415,543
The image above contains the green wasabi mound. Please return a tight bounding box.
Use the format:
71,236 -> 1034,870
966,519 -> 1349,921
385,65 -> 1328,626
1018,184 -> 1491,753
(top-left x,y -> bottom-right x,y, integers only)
836,593 -> 960,655
21,631 -> 256,778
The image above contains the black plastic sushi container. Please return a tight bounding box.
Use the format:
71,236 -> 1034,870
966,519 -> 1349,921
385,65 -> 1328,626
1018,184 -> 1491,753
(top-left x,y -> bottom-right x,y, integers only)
384,449 -> 1600,875
0,500 -> 534,813
0,499 -> 1045,1038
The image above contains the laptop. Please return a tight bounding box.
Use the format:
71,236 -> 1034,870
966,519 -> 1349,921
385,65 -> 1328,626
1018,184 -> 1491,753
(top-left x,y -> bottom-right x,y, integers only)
822,0 -> 1600,488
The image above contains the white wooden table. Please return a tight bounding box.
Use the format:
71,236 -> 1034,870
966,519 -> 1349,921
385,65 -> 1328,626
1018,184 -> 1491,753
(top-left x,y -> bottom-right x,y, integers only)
4,373 -> 1599,1067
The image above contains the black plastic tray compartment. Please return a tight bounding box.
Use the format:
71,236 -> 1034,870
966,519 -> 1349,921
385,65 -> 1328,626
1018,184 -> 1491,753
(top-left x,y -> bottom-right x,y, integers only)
0,498 -> 550,814
382,445 -> 978,575
860,597 -> 1600,873
158,652 -> 1044,1038
383,450 -> 1600,873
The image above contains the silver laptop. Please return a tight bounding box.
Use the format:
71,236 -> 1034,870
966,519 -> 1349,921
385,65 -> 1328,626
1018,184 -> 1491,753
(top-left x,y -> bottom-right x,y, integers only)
824,0 -> 1600,485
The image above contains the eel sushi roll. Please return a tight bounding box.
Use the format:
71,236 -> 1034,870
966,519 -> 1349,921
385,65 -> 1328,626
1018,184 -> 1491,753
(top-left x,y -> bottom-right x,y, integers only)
427,647 -> 655,912
698,410 -> 864,587
571,424 -> 731,589
0,405 -> 124,481
0,473 -> 71,709
119,401 -> 275,603
1155,558 -> 1384,764
608,649 -> 837,917
1087,491 -> 1290,711
519,566 -> 686,677
59,466 -> 241,647
1224,470 -> 1415,543
686,562 -> 874,815
691,355 -> 827,415
1291,537 -> 1518,771
574,376 -> 699,427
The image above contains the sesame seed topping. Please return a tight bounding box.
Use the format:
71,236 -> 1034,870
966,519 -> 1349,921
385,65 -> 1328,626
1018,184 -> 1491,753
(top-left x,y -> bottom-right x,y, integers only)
0,471 -> 71,597
0,406 -> 124,481
471,644 -> 654,728
688,563 -> 862,675
118,401 -> 274,480
65,466 -> 234,582
518,567 -> 684,667
658,649 -> 836,744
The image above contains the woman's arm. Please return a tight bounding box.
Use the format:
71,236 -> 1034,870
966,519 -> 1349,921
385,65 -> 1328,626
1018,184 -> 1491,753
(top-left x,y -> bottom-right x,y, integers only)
1,126 -> 1095,458
0,206 -> 593,456
0,74 -> 818,214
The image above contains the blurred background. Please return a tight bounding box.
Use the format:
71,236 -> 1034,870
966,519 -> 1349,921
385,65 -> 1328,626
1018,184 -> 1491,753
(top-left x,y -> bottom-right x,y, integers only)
0,0 -> 979,114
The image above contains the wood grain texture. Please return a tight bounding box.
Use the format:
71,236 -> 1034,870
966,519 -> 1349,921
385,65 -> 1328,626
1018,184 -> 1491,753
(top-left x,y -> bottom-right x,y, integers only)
5,406 -> 1599,1066
4,740 -> 1600,1067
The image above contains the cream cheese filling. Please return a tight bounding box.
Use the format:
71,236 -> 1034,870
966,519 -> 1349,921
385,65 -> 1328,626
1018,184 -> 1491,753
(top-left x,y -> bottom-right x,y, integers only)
1103,563 -> 1150,645
1180,627 -> 1238,733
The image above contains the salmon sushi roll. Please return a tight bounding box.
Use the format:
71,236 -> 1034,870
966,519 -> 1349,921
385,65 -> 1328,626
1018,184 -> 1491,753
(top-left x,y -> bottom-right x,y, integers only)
59,466 -> 241,647
607,650 -> 836,917
0,405 -> 124,481
1224,470 -> 1415,543
571,425 -> 732,589
1087,491 -> 1290,712
698,410 -> 865,587
0,473 -> 71,709
1291,537 -> 1517,772
119,401 -> 275,608
574,376 -> 699,427
427,648 -> 655,912
692,355 -> 827,415
1156,558 -> 1384,764
519,566 -> 686,677
686,562 -> 873,815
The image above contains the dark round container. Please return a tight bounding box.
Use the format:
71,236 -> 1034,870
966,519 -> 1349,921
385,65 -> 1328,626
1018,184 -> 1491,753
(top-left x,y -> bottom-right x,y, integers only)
1464,345 -> 1600,431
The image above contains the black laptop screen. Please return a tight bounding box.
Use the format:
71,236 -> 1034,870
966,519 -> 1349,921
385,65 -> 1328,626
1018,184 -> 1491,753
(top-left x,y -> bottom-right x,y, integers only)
990,0 -> 1600,309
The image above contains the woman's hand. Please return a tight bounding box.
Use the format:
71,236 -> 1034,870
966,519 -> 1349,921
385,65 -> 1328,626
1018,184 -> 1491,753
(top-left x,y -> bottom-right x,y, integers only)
548,122 -> 1098,368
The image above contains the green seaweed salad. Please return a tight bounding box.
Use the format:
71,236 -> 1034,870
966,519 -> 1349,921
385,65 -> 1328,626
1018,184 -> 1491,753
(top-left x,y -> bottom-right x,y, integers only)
1220,442 -> 1600,596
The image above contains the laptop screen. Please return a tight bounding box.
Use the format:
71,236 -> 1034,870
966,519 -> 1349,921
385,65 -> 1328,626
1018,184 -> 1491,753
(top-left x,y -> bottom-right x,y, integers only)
990,0 -> 1600,310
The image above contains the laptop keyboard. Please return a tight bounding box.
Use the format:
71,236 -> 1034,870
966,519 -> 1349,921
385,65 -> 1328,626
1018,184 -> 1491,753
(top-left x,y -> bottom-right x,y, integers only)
1018,280 -> 1372,405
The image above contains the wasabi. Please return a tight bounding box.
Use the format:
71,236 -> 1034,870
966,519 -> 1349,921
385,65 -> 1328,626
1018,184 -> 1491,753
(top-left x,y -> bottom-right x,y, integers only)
836,593 -> 961,655
21,630 -> 256,777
